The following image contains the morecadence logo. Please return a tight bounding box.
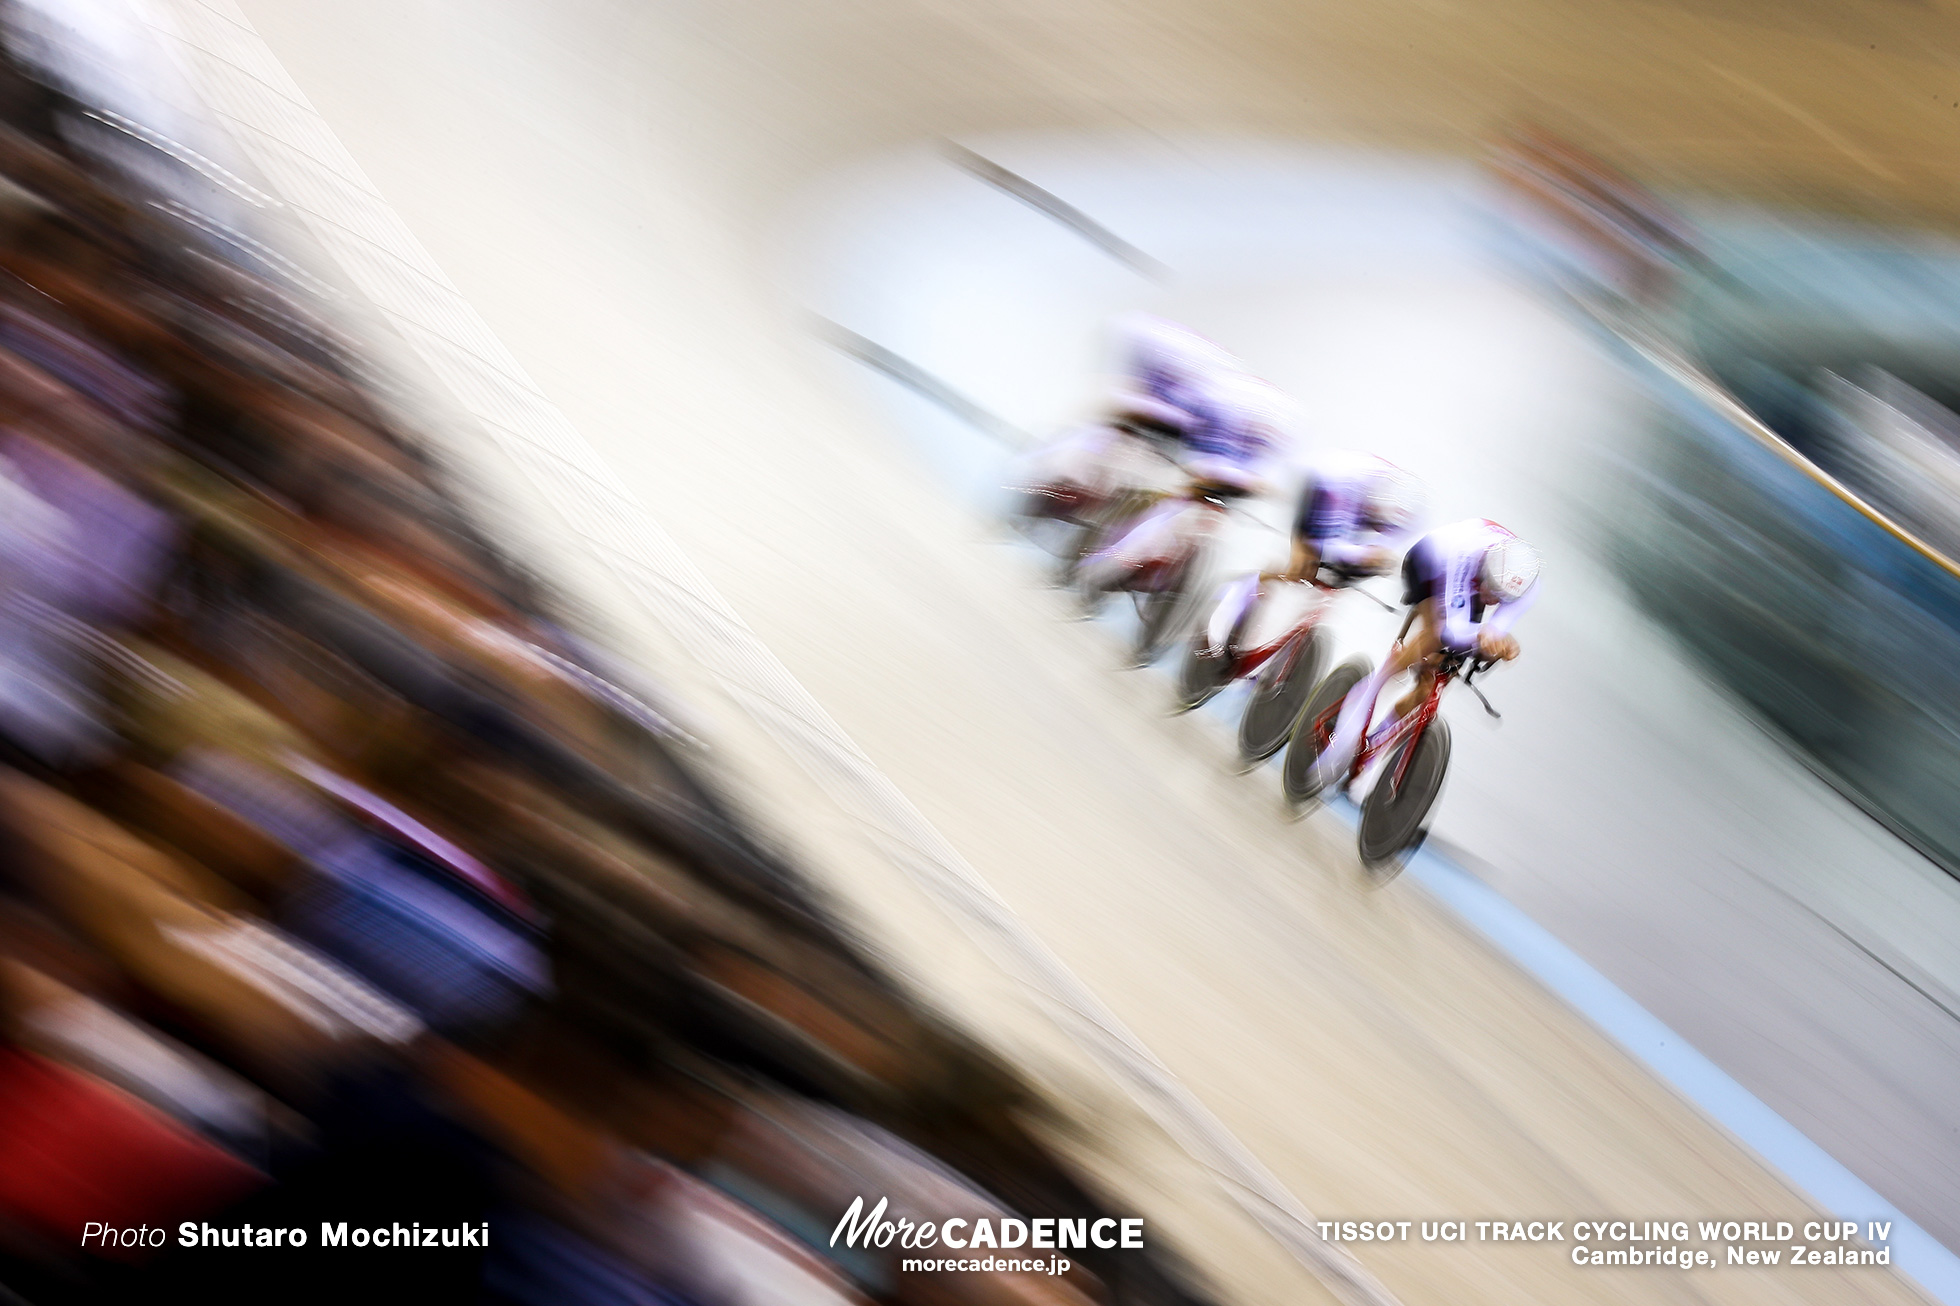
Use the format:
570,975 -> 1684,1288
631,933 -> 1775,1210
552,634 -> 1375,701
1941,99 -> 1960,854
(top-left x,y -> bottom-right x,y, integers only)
830,1196 -> 1144,1259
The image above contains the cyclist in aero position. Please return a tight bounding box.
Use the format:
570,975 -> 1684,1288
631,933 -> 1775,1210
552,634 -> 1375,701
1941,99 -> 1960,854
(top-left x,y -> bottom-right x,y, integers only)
1200,451 -> 1424,661
1181,449 -> 1425,755
1074,369 -> 1294,660
1112,312 -> 1242,439
1304,517 -> 1540,799
1182,369 -> 1294,494
1075,369 -> 1292,592
1010,314 -> 1241,529
1287,451 -> 1424,582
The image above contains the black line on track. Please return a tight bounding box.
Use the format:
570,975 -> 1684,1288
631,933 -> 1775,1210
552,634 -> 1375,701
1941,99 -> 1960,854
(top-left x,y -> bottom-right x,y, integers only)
812,316 -> 1031,449
943,142 -> 1168,281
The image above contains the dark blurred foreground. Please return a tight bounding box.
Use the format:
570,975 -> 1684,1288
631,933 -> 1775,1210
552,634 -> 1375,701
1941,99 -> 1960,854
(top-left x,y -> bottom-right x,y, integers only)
0,22 -> 1208,1306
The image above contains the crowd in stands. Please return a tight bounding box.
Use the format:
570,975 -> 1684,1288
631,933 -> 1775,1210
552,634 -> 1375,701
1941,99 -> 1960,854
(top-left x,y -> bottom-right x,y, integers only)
0,27 -> 1203,1306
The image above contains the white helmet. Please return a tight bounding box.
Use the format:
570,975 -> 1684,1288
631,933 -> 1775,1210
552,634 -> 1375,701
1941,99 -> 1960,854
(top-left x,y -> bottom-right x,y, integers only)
1363,460 -> 1425,533
1480,536 -> 1540,602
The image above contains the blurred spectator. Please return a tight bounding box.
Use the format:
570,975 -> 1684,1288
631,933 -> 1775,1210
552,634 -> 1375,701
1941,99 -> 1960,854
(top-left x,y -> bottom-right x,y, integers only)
0,11 -> 1209,1306
1489,122 -> 1704,313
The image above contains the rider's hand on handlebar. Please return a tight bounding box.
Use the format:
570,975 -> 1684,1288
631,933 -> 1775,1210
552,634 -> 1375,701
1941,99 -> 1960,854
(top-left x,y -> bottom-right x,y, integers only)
1477,631 -> 1520,662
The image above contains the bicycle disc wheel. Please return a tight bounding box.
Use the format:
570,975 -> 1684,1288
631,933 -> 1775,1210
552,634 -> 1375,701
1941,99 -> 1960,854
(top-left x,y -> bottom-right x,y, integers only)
1175,629 -> 1233,711
1237,627 -> 1329,764
1132,585 -> 1181,665
1054,518 -> 1101,588
1132,551 -> 1203,666
1279,656 -> 1371,802
1357,716 -> 1452,873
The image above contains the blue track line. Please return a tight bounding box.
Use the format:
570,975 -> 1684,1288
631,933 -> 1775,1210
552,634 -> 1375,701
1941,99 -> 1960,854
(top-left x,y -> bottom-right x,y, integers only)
1394,830 -> 1960,1304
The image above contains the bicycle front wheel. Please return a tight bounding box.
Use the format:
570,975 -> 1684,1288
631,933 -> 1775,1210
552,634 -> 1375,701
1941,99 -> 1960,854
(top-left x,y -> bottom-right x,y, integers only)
1132,550 -> 1206,666
1055,488 -> 1146,587
1175,629 -> 1233,711
1279,656 -> 1371,802
1357,716 -> 1451,874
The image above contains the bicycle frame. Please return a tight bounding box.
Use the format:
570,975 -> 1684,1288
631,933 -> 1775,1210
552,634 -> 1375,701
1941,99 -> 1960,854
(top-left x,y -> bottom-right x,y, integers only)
1089,485 -> 1241,593
1365,668 -> 1447,794
1220,577 -> 1341,682
1019,424 -> 1182,526
1365,648 -> 1491,792
1298,645 -> 1487,793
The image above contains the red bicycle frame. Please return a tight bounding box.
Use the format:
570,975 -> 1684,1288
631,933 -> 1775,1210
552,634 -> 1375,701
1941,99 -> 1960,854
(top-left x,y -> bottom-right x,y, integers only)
1023,425 -> 1183,528
1220,577 -> 1342,684
1097,485 -> 1239,594
1299,647 -> 1479,793
1367,671 -> 1448,794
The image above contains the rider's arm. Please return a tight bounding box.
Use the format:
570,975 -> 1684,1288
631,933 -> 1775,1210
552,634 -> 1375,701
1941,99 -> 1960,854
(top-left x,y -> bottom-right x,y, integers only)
1439,598 -> 1481,652
1112,386 -> 1191,433
1283,534 -> 1318,581
1315,533 -> 1379,569
1481,579 -> 1541,640
1296,486 -> 1373,569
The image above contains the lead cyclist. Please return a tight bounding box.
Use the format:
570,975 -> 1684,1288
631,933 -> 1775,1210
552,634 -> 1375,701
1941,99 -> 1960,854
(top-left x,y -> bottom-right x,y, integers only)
1309,517 -> 1541,796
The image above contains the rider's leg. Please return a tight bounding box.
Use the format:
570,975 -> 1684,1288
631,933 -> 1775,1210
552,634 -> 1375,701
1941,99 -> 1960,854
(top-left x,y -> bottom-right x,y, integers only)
1221,537 -> 1315,656
1390,648 -> 1442,719
1377,608 -> 1443,731
1077,492 -> 1179,589
1224,538 -> 1310,658
1372,655 -> 1438,746
1315,629 -> 1427,788
1280,535 -> 1318,584
1317,607 -> 1442,788
1354,607 -> 1452,760
1204,572 -> 1261,657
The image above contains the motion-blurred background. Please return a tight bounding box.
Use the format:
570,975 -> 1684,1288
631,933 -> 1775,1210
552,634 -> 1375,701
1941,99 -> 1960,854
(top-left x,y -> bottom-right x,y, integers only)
1,0 -> 1958,1304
